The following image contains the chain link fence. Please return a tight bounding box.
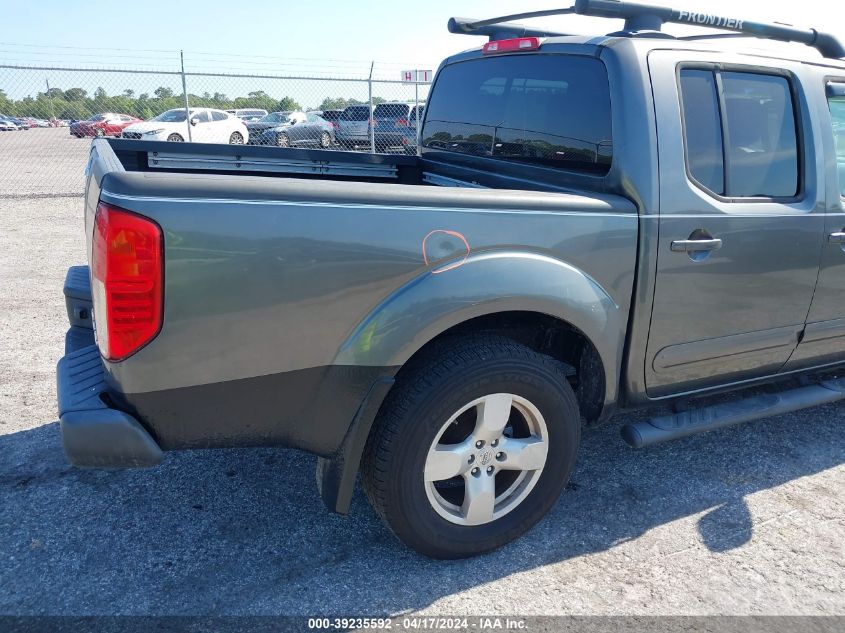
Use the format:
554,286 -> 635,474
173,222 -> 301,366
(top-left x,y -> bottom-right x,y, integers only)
0,59 -> 431,197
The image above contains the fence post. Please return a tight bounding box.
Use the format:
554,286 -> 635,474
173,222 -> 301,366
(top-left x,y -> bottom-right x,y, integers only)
368,61 -> 375,154
180,50 -> 192,142
45,78 -> 54,121
414,77 -> 420,155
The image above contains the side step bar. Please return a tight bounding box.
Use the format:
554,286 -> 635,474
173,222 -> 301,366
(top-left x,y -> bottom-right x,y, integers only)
621,377 -> 845,448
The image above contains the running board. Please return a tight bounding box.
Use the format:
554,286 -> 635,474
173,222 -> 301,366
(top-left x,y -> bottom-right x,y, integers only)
621,377 -> 845,448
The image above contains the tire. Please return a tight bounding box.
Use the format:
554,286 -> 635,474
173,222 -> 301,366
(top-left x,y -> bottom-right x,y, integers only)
361,335 -> 581,558
229,131 -> 244,145
166,133 -> 184,142
319,131 -> 331,148
276,132 -> 290,148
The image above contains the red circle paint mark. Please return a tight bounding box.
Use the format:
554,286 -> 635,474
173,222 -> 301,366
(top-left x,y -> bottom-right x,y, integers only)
422,229 -> 471,274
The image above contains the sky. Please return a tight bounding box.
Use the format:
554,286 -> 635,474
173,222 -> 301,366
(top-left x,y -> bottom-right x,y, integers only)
1,0 -> 844,106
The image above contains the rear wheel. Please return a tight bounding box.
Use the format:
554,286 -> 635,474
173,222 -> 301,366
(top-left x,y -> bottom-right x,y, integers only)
276,132 -> 290,148
229,131 -> 244,144
361,335 -> 581,558
166,133 -> 184,142
319,131 -> 331,148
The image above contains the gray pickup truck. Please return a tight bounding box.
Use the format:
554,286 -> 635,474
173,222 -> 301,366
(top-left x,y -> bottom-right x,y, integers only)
57,0 -> 845,558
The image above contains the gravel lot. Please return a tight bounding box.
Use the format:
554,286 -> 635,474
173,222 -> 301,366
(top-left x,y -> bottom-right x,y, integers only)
0,139 -> 843,618
0,128 -> 90,197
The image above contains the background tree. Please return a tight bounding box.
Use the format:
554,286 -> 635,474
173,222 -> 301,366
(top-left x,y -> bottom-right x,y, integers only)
63,88 -> 87,101
154,86 -> 174,99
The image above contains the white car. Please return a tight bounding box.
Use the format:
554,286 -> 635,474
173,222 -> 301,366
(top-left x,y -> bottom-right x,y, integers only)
121,108 -> 248,144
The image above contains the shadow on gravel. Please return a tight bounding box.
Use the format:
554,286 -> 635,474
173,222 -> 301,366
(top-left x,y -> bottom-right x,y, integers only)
1,401 -> 843,615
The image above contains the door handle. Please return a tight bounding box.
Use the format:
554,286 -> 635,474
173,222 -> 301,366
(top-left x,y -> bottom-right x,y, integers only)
828,231 -> 845,243
670,238 -> 723,252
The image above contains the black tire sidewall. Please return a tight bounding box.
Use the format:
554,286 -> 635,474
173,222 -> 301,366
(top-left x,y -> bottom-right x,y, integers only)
379,352 -> 580,558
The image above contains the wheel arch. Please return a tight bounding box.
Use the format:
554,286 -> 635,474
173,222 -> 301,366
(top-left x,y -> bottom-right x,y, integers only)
334,251 -> 623,414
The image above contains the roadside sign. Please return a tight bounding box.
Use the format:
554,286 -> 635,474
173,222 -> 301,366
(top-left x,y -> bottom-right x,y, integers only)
401,69 -> 433,83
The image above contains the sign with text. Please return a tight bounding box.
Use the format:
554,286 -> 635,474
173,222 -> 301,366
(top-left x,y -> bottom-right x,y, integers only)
401,69 -> 433,83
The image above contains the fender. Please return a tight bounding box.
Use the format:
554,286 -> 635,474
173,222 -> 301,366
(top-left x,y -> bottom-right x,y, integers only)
320,251 -> 625,514
335,251 -> 623,404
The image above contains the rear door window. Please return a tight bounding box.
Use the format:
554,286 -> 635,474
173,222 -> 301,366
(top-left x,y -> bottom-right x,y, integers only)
679,69 -> 725,194
828,82 -> 845,198
679,68 -> 800,199
422,54 -> 613,174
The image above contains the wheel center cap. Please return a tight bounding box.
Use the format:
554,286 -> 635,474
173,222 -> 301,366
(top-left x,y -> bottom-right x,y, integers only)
479,449 -> 493,466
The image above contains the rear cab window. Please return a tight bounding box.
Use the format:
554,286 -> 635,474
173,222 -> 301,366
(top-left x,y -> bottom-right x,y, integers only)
828,82 -> 845,198
421,54 -> 613,174
678,67 -> 800,199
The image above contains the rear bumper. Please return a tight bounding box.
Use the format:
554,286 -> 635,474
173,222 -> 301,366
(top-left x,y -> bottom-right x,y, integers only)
57,266 -> 163,468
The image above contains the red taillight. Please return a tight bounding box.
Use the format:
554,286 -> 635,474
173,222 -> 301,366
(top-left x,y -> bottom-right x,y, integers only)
482,37 -> 541,55
92,202 -> 163,361
396,117 -> 408,126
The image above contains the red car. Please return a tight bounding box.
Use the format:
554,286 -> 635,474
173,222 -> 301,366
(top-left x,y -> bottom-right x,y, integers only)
70,113 -> 142,138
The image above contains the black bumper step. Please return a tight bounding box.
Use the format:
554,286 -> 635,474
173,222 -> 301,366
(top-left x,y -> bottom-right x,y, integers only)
57,343 -> 162,468
63,265 -> 92,330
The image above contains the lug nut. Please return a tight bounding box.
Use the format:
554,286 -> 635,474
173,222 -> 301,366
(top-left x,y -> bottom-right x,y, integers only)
486,466 -> 494,474
471,467 -> 480,476
491,439 -> 499,447
468,455 -> 475,464
475,440 -> 484,448
496,452 -> 503,460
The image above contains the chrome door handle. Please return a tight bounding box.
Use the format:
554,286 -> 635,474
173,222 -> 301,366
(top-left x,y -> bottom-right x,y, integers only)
670,238 -> 723,252
828,231 -> 845,243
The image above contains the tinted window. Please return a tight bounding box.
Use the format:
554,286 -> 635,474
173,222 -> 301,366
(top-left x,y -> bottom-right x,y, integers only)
211,111 -> 227,121
342,106 -> 370,121
322,110 -> 341,121
374,103 -> 410,119
827,86 -> 845,198
194,111 -> 211,123
422,55 -> 612,174
680,70 -> 725,194
679,70 -> 799,199
721,73 -> 798,198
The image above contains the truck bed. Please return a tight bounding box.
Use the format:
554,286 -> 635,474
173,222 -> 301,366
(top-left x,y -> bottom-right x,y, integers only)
77,138 -> 638,460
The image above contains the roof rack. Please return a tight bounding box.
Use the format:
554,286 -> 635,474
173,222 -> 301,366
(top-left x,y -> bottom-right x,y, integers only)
448,0 -> 845,60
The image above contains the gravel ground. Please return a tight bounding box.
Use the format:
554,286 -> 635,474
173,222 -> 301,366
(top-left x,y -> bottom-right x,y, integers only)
0,128 -> 90,197
1,191 -> 844,617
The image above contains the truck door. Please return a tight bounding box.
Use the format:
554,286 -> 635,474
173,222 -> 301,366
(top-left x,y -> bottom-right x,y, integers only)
644,52 -> 825,397
784,80 -> 845,370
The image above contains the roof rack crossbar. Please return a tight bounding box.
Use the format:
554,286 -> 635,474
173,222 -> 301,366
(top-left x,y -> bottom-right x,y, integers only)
448,0 -> 845,60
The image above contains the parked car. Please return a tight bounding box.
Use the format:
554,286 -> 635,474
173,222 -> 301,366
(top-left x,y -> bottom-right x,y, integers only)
0,117 -> 20,131
245,111 -> 295,138
70,113 -> 142,138
121,108 -> 248,144
225,108 -> 268,122
372,102 -> 425,154
336,104 -> 373,149
56,0 -> 845,559
317,109 -> 343,133
1,116 -> 29,130
252,111 -> 334,147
